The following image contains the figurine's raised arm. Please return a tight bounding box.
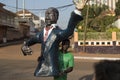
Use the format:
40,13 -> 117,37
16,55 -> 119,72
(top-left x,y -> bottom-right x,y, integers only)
73,0 -> 89,10
60,0 -> 89,39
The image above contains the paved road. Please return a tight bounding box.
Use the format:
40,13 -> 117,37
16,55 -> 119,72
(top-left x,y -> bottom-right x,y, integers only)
0,44 -> 98,80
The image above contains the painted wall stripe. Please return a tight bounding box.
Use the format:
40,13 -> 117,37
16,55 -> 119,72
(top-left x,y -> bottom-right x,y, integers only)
74,56 -> 120,60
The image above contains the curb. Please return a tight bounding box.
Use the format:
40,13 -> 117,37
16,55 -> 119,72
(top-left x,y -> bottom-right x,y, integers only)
0,40 -> 23,47
74,56 -> 120,60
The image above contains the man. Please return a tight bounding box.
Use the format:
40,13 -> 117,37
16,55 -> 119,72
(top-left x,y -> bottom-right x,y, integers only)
54,39 -> 74,80
21,0 -> 87,77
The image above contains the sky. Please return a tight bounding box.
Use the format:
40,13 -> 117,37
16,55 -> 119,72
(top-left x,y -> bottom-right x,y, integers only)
0,0 -> 76,29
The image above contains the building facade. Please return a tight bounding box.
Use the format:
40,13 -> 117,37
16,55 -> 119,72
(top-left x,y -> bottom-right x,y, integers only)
0,3 -> 22,43
0,3 -> 39,44
89,0 -> 118,11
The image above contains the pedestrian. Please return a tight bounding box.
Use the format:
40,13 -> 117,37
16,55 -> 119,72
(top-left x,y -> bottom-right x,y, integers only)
54,39 -> 74,80
21,0 -> 87,77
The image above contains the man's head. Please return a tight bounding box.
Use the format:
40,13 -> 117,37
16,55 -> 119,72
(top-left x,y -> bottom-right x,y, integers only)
45,7 -> 59,27
94,60 -> 120,80
62,39 -> 70,51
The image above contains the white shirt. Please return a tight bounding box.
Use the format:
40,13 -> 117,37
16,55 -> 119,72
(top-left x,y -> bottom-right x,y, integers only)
44,24 -> 58,39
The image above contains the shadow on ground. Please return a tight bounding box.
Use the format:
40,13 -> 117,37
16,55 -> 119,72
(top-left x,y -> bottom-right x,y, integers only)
79,74 -> 94,80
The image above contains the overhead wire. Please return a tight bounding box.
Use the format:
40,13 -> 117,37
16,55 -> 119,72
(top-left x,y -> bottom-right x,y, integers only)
2,0 -> 116,11
0,0 -> 5,3
4,3 -> 74,11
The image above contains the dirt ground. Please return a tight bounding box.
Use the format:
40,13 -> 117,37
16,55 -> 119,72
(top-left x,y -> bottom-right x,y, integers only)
0,44 -> 96,80
0,43 -> 120,80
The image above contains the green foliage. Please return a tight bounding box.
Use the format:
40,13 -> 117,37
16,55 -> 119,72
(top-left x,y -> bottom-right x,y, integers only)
78,32 -> 112,40
91,16 -> 116,32
81,4 -> 108,19
115,0 -> 120,16
106,27 -> 120,33
116,32 -> 120,39
78,4 -> 117,32
78,1 -> 120,41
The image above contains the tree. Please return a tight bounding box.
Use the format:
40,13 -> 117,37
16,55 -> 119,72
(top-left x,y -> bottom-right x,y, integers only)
115,0 -> 120,16
78,4 -> 117,32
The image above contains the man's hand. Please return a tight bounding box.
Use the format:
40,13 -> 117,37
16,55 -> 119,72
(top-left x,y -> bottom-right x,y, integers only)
21,45 -> 32,56
59,71 -> 65,76
73,0 -> 89,10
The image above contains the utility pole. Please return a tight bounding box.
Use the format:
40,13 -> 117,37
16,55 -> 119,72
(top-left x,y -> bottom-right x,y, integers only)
83,1 -> 90,53
16,0 -> 18,12
23,0 -> 25,18
39,11 -> 41,28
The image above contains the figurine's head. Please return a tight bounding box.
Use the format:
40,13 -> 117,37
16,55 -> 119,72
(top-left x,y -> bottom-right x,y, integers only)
45,7 -> 59,26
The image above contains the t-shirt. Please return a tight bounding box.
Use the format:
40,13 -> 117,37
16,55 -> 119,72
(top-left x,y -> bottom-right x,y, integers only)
54,51 -> 74,80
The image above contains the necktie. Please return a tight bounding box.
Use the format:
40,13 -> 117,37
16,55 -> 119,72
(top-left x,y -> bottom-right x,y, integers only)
44,27 -> 51,42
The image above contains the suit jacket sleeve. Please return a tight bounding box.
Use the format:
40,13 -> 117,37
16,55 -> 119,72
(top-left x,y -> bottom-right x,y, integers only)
25,32 -> 42,46
59,11 -> 83,39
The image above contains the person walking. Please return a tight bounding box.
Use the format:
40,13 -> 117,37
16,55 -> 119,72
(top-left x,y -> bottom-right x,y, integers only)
54,39 -> 74,80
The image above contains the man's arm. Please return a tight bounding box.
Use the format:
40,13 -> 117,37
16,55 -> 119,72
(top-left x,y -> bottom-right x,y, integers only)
59,53 -> 74,75
24,32 -> 42,46
21,33 -> 41,56
59,67 -> 73,76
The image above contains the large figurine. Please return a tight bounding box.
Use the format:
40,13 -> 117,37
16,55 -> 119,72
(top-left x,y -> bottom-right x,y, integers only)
21,0 -> 87,77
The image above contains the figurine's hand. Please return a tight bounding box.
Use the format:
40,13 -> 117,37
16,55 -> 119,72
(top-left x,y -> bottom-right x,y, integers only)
21,45 -> 32,56
73,0 -> 88,10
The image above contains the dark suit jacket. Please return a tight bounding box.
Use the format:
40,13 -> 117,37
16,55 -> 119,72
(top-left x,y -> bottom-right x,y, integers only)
25,11 -> 83,77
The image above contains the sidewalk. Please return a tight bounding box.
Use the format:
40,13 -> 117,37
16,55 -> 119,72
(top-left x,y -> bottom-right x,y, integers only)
0,40 -> 23,47
73,52 -> 120,61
